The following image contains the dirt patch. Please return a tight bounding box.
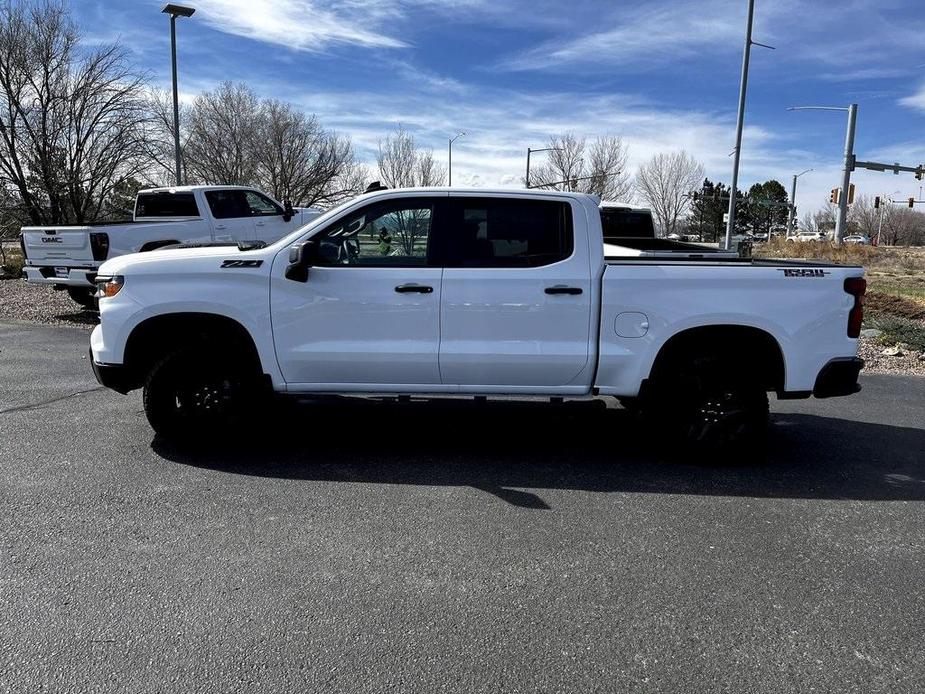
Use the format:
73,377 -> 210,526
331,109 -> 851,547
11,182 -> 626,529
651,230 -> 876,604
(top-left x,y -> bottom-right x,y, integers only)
866,292 -> 925,320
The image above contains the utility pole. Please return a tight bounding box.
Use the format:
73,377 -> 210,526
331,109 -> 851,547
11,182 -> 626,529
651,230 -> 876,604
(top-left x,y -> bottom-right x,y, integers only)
162,4 -> 196,186
725,0 -> 774,250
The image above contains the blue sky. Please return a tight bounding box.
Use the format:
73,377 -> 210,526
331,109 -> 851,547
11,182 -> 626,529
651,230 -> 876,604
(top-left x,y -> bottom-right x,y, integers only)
75,0 -> 925,212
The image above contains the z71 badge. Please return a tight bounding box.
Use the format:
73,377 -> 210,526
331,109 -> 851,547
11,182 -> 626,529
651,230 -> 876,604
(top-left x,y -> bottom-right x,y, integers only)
221,259 -> 263,268
779,268 -> 829,278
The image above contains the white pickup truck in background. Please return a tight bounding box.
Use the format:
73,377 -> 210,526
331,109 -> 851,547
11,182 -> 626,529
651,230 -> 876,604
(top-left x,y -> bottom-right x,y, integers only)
20,185 -> 322,307
89,187 -> 867,453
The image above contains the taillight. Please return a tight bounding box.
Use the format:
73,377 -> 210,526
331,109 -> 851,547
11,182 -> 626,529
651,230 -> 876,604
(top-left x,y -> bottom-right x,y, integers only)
19,232 -> 27,259
844,277 -> 866,338
90,232 -> 110,261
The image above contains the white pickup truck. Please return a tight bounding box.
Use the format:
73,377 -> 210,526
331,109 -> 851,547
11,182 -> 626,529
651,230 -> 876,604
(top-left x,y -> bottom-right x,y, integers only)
20,184 -> 322,307
89,187 -> 866,451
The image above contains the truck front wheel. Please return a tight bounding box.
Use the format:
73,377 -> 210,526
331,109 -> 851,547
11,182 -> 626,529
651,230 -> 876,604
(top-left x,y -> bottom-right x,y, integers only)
143,350 -> 253,440
642,357 -> 769,457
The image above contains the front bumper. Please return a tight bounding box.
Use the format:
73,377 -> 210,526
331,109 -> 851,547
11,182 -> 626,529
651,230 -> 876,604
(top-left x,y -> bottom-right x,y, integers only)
813,357 -> 864,398
24,264 -> 99,287
90,349 -> 135,394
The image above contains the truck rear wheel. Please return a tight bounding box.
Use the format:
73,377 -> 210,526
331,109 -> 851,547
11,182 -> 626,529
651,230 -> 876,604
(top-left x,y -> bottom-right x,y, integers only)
642,357 -> 768,457
66,286 -> 98,310
143,350 -> 253,441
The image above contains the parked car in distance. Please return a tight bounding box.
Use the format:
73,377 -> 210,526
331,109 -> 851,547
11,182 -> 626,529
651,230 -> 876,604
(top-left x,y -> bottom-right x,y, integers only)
89,187 -> 866,454
788,231 -> 829,242
844,234 -> 870,245
19,185 -> 323,307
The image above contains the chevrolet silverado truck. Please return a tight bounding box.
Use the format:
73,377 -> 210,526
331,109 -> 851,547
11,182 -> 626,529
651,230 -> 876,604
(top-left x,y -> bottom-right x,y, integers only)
89,187 -> 866,450
20,184 -> 321,307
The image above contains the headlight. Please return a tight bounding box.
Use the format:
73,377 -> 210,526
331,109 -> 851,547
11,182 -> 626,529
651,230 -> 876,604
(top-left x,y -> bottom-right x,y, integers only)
95,275 -> 124,298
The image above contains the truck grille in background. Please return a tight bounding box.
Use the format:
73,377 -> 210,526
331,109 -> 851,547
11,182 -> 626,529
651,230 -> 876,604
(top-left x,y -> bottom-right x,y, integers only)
90,232 -> 110,261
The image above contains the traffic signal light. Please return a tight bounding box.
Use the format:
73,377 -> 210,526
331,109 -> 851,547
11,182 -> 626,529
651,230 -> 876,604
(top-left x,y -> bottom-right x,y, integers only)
916,166 -> 923,181
847,183 -> 855,205
874,196 -> 881,209
909,198 -> 915,208
829,188 -> 840,204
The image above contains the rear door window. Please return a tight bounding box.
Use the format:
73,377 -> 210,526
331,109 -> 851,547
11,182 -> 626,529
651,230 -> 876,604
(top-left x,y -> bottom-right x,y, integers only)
135,192 -> 199,218
441,198 -> 573,268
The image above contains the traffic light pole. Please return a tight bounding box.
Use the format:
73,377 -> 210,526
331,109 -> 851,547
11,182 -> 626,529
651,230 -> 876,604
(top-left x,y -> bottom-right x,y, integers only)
834,104 -> 857,244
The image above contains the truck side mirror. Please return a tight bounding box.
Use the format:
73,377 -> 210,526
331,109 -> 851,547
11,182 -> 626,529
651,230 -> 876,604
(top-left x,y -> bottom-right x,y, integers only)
282,199 -> 295,222
284,240 -> 316,282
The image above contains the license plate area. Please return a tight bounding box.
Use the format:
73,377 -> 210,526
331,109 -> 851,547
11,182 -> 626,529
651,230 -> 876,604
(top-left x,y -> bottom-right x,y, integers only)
54,266 -> 69,278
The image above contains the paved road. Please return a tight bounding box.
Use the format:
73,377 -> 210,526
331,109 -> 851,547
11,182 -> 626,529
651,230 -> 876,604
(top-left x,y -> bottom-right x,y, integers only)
2,321 -> 923,693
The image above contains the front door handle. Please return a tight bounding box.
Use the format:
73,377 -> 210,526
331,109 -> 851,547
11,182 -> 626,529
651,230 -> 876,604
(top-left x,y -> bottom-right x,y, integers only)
545,285 -> 583,295
395,284 -> 434,294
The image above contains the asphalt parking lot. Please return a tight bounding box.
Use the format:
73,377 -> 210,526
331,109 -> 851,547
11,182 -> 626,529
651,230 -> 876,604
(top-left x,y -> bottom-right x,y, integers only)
2,320 -> 924,693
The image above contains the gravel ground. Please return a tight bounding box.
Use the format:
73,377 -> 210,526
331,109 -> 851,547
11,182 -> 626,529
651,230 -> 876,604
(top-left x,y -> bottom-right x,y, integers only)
0,277 -> 98,328
858,333 -> 925,376
3,276 -> 924,375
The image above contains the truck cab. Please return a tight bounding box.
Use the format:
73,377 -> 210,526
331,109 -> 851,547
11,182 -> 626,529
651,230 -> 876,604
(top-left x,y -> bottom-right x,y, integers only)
20,185 -> 322,306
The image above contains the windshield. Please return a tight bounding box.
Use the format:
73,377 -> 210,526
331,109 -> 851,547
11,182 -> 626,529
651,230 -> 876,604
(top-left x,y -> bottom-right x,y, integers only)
271,197 -> 361,249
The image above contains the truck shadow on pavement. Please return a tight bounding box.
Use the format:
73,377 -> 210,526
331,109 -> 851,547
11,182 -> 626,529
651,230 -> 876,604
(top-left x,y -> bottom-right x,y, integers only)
152,397 -> 925,509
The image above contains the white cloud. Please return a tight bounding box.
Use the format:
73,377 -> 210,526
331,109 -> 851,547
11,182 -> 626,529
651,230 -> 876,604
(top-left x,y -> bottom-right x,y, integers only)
192,0 -> 409,51
899,85 -> 925,112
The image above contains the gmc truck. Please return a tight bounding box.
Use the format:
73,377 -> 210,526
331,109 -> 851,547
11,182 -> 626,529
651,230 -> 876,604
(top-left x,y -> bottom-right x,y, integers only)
20,185 -> 322,307
89,187 -> 866,451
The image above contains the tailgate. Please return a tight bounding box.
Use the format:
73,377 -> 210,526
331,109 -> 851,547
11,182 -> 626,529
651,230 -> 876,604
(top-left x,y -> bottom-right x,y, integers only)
21,226 -> 95,264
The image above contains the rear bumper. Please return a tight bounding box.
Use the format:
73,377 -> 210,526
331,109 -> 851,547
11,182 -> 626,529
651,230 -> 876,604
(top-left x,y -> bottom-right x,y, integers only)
813,357 -> 864,398
24,264 -> 99,287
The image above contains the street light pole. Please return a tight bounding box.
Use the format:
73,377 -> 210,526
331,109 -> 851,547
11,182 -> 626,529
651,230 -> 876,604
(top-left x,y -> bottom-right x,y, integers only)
525,147 -> 563,189
724,0 -> 754,251
789,168 -> 813,234
787,104 -> 857,244
448,131 -> 465,186
162,4 -> 196,186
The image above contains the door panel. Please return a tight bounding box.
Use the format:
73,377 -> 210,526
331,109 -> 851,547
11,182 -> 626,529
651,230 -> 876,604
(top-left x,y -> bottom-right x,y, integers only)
271,195 -> 445,387
439,197 -> 593,388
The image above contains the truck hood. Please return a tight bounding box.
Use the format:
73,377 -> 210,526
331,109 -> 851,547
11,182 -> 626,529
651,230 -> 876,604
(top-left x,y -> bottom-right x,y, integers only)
97,245 -> 269,275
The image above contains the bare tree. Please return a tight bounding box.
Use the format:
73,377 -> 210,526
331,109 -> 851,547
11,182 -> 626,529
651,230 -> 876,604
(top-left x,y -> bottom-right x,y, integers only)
142,87 -> 190,186
184,81 -> 260,185
376,126 -> 446,188
635,151 -> 704,237
255,100 -> 365,207
529,132 -> 632,201
0,0 -> 148,224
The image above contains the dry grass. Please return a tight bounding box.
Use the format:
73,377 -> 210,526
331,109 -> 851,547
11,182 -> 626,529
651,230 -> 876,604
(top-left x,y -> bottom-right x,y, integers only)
0,247 -> 24,279
756,239 -> 925,306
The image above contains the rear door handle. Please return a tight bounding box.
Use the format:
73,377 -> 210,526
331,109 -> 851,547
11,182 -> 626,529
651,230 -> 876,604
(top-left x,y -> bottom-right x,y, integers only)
395,284 -> 434,294
545,285 -> 583,295
255,221 -> 266,227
